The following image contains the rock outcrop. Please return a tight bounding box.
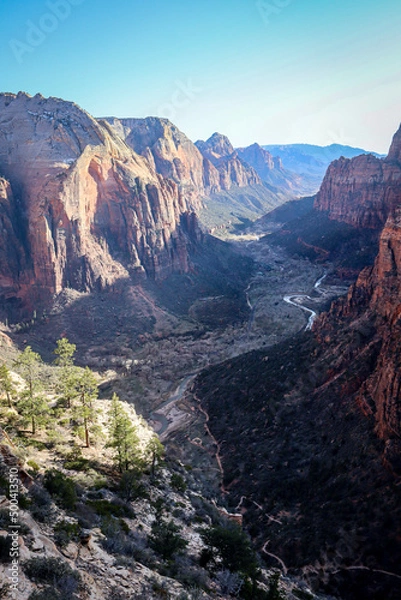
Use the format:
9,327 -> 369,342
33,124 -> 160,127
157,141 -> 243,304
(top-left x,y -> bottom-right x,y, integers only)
106,119 -> 264,196
195,132 -> 261,191
0,178 -> 28,299
103,116 -> 211,203
236,142 -> 306,193
314,124 -> 401,229
313,123 -> 401,455
0,93 -> 202,310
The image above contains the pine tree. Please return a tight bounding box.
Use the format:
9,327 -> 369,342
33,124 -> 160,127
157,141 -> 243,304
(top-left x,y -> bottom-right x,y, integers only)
0,363 -> 16,408
107,394 -> 142,472
14,346 -> 48,435
146,435 -> 164,476
74,367 -> 98,448
54,337 -> 78,409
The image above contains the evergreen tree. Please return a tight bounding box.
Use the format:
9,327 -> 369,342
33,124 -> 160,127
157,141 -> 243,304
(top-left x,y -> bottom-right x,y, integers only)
54,337 -> 78,409
14,347 -> 48,435
146,435 -> 164,476
74,367 -> 98,448
0,363 -> 16,408
107,394 -> 142,472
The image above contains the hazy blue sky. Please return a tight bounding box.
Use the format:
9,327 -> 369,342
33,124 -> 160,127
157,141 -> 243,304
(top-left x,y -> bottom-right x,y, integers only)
0,0 -> 400,153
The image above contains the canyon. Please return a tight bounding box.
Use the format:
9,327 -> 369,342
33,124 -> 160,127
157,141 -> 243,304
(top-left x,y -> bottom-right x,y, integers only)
0,92 -> 401,599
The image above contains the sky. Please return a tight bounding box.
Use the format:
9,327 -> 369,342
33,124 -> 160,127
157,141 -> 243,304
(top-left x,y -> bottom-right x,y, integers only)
0,0 -> 400,153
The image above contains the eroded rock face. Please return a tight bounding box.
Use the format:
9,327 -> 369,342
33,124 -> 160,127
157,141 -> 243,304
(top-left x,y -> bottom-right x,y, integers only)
0,93 -> 201,309
103,116 -> 210,203
195,132 -> 261,191
236,143 -> 305,192
0,178 -> 28,298
107,119 -> 262,197
315,198 -> 401,448
312,125 -> 401,456
314,125 -> 401,229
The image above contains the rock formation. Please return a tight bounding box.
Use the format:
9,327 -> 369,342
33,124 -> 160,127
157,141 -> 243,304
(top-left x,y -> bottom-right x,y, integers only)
195,132 -> 261,191
314,125 -> 401,229
314,123 -> 401,458
103,116 -> 211,203
106,119 -> 265,196
0,93 -> 202,310
236,142 -> 305,193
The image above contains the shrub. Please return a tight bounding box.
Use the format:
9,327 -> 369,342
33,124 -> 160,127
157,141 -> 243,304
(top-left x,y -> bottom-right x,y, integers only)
29,484 -> 56,523
72,502 -> 100,529
43,470 -> 77,510
200,523 -> 259,579
27,459 -> 40,474
0,583 -> 10,598
149,518 -> 188,561
171,473 -> 187,493
24,558 -> 82,599
24,557 -> 80,583
266,571 -> 285,600
216,569 -> 244,596
87,499 -> 134,519
119,470 -> 149,501
54,521 -> 80,548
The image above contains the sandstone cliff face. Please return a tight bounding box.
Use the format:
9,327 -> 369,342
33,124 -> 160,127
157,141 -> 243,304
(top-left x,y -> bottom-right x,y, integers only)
0,177 -> 28,297
236,143 -> 306,193
103,117 -> 211,203
107,119 -> 261,197
314,125 -> 401,229
0,93 -> 201,309
313,125 -> 401,456
195,132 -> 261,191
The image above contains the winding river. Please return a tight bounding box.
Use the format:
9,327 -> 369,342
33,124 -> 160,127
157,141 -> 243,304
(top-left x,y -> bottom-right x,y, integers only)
283,272 -> 327,331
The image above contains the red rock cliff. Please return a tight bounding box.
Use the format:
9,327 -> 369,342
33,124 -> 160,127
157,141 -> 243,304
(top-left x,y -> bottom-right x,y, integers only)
314,124 -> 401,229
314,125 -> 401,459
0,93 -> 201,308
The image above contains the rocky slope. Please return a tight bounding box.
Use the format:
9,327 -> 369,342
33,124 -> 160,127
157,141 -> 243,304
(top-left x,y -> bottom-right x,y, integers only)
0,93 -> 202,313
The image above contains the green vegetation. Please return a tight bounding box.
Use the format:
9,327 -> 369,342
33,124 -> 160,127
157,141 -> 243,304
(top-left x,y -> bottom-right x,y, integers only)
53,337 -> 77,409
200,522 -> 259,580
43,470 -> 77,510
74,366 -> 98,448
149,518 -> 188,561
15,346 -> 48,435
0,363 -> 16,408
24,557 -> 82,599
107,393 -> 142,472
54,521 -> 80,547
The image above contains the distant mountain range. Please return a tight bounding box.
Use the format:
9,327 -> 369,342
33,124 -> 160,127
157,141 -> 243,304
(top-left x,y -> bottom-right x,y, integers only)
263,143 -> 384,189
